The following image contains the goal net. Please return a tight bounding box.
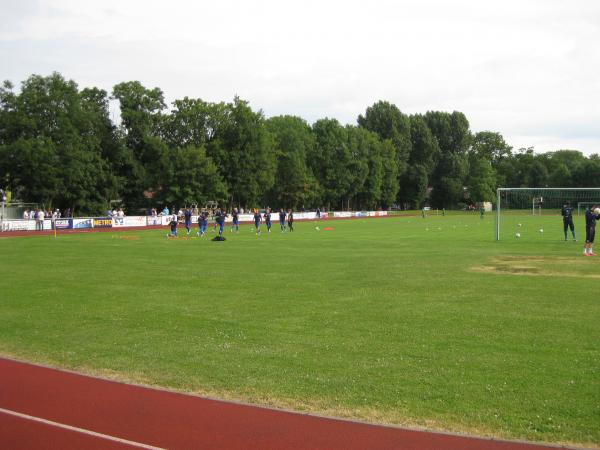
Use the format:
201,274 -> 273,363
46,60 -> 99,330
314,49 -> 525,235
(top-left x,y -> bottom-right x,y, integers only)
495,188 -> 600,241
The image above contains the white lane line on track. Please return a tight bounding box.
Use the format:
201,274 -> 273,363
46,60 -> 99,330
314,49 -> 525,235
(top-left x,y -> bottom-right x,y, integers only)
0,407 -> 166,450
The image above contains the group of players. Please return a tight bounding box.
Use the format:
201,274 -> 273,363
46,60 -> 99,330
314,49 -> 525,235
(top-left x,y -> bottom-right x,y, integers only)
167,207 -> 296,238
561,202 -> 600,256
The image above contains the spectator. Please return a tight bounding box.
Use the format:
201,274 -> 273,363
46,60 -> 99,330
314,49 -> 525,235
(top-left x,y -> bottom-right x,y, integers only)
23,209 -> 30,220
36,209 -> 45,231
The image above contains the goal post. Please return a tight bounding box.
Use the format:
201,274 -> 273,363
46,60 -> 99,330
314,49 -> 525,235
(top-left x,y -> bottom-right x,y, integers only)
495,187 -> 600,241
577,202 -> 600,216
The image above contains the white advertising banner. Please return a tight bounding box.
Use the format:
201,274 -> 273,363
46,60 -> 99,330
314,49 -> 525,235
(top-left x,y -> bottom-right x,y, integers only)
1,220 -> 36,231
333,212 -> 353,218
146,216 -> 161,226
112,216 -> 147,227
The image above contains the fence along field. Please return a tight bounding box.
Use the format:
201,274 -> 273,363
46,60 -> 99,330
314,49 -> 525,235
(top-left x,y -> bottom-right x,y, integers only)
0,213 -> 598,448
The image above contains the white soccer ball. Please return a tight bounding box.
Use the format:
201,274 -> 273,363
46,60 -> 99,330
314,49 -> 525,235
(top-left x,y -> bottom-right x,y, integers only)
594,207 -> 600,215
515,232 -> 521,238
518,223 -> 522,227
315,226 -> 320,231
539,229 -> 544,233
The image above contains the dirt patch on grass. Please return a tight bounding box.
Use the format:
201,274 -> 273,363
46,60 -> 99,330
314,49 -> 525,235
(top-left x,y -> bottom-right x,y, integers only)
472,256 -> 600,279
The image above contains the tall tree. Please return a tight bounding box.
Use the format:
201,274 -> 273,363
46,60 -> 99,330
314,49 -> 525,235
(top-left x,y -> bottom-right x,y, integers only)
155,145 -> 227,207
357,101 -> 409,199
379,139 -> 399,209
206,97 -> 276,208
466,157 -> 496,203
399,115 -> 440,208
346,126 -> 376,210
425,111 -> 471,208
112,81 -> 167,208
471,131 -> 512,164
265,115 -> 319,209
0,73 -> 118,213
309,119 -> 351,210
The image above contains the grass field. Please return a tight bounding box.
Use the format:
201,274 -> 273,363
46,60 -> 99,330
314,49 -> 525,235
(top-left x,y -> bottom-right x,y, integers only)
0,213 -> 598,447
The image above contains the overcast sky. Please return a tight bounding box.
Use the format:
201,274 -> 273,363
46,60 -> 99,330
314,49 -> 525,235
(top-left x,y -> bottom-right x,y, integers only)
2,0 -> 599,155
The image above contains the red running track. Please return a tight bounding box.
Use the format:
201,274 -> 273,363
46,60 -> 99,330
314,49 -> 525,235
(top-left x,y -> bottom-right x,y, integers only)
0,358 -> 574,450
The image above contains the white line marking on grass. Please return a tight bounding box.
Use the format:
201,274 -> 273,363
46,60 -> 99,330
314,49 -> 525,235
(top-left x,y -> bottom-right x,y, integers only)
0,407 -> 165,450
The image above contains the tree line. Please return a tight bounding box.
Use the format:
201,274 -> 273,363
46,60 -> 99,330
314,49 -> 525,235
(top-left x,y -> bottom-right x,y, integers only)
0,72 -> 598,215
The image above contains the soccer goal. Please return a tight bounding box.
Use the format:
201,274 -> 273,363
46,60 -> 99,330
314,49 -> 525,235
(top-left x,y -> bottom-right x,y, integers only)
577,202 -> 600,216
495,188 -> 600,240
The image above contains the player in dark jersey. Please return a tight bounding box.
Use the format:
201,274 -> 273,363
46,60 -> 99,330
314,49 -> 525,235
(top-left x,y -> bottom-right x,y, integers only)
184,207 -> 193,235
279,208 -> 286,232
561,202 -> 576,241
264,208 -> 272,233
253,209 -> 262,235
215,208 -> 226,236
167,215 -> 178,238
230,208 -> 239,233
287,209 -> 294,232
584,205 -> 600,256
197,211 -> 208,237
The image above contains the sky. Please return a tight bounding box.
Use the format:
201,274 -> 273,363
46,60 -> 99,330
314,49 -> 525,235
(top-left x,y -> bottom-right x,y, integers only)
1,0 -> 599,155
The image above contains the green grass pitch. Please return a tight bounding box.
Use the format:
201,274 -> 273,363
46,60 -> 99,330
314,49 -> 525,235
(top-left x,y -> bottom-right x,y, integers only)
0,213 -> 598,447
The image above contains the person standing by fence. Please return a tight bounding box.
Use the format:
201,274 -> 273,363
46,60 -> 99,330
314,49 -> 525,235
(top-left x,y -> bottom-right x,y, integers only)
36,209 -> 44,231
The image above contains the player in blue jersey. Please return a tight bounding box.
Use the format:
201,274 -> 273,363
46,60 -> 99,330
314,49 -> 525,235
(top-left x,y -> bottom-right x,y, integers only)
264,208 -> 272,233
561,202 -> 576,241
584,205 -> 600,256
230,208 -> 239,233
215,207 -> 226,236
184,207 -> 193,235
197,211 -> 208,237
166,215 -> 178,238
253,209 -> 262,235
279,208 -> 286,232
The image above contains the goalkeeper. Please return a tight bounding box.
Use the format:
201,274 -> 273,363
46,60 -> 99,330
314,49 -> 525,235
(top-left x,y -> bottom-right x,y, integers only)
561,201 -> 576,241
583,205 -> 600,256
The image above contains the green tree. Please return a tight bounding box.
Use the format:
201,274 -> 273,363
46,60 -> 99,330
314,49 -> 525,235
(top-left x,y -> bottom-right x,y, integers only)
206,97 -> 276,208
401,164 -> 429,208
425,111 -> 471,208
161,97 -> 215,148
379,139 -> 399,209
309,119 -> 351,210
399,115 -> 440,208
0,73 -> 118,213
471,131 -> 512,165
156,146 -> 227,206
529,159 -> 549,187
112,81 -> 168,208
265,115 -> 319,209
346,126 -> 377,210
357,101 -> 409,198
467,157 -> 496,203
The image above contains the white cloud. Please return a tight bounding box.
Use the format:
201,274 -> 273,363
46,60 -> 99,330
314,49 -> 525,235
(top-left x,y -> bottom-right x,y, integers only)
1,0 -> 599,155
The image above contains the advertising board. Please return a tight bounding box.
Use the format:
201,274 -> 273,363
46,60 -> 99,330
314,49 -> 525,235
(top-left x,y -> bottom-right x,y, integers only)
93,218 -> 112,228
112,216 -> 147,227
54,219 -> 73,229
73,218 -> 93,229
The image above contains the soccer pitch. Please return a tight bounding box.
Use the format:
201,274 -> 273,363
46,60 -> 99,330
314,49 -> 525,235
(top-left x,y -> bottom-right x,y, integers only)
0,214 -> 598,447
